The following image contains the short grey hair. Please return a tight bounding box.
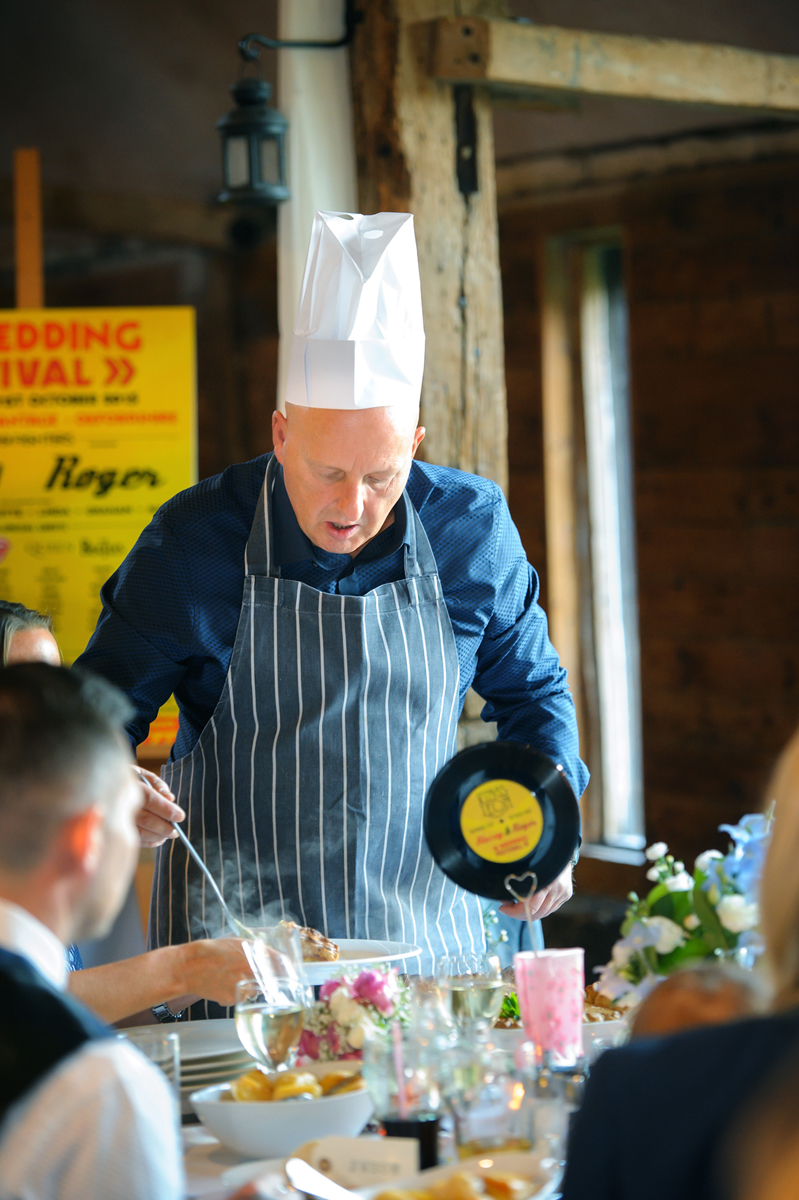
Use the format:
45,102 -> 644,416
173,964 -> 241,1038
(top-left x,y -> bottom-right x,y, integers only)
0,601 -> 55,666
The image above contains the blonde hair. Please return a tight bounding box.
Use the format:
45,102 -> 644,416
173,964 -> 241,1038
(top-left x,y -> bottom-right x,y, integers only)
759,725 -> 799,1009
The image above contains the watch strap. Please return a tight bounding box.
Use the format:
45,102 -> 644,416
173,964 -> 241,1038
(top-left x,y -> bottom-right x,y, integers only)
151,1002 -> 185,1023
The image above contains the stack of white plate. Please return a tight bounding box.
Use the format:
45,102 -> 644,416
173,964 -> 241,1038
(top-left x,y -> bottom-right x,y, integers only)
124,1018 -> 255,1098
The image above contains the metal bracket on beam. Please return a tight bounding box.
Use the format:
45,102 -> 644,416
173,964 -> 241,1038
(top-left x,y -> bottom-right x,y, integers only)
454,85 -> 478,198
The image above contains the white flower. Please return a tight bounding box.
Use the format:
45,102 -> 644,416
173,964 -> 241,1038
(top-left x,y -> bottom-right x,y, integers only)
611,942 -> 633,968
646,842 -> 668,861
329,990 -> 362,1025
646,866 -> 661,882
647,916 -> 686,955
673,862 -> 685,874
683,913 -> 701,930
663,872 -> 695,893
695,850 -> 723,873
716,894 -> 759,933
345,1014 -> 375,1050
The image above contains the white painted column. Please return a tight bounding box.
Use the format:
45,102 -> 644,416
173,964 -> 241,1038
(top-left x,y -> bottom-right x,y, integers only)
276,0 -> 358,411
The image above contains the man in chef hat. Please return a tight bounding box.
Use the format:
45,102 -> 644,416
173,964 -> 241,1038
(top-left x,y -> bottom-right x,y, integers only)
78,212 -> 587,1003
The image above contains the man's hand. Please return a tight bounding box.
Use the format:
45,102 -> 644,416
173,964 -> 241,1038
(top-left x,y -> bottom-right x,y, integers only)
134,766 -> 184,847
498,860 -> 574,922
165,938 -> 253,1010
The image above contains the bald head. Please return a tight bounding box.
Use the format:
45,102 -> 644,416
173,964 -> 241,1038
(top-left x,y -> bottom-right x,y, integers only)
272,403 -> 424,556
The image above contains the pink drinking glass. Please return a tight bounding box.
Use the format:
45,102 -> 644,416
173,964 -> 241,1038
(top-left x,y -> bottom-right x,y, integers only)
514,948 -> 585,1067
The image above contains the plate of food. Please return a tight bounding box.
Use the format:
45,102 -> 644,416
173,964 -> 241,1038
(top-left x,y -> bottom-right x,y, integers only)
358,1151 -> 561,1200
222,1150 -> 559,1200
282,921 -> 421,983
491,984 -> 628,1062
303,939 -> 422,983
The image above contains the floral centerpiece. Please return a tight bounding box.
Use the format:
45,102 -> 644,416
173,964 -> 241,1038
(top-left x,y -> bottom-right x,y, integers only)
595,811 -> 773,1007
298,968 -> 408,1062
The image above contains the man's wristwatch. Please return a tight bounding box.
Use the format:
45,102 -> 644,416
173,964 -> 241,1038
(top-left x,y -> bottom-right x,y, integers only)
151,1002 -> 186,1023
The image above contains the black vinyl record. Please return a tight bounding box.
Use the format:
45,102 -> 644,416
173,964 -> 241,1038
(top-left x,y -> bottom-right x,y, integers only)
424,741 -> 581,903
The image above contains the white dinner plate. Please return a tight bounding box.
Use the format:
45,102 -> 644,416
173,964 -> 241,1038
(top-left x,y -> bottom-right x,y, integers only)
180,1064 -> 253,1088
489,1019 -> 627,1063
221,1159 -> 289,1190
179,1056 -> 251,1075
357,1151 -> 561,1200
181,1063 -> 252,1082
303,939 -> 422,983
123,1017 -> 243,1061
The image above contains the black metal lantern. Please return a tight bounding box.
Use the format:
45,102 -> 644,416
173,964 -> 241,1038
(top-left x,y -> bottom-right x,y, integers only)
217,77 -> 289,206
217,4 -> 362,209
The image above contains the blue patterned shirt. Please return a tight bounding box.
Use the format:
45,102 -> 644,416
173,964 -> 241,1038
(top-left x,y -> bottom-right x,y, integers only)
77,455 -> 589,798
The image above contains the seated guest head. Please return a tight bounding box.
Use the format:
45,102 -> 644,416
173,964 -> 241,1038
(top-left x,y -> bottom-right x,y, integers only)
0,601 -> 60,667
760,724 -> 799,1011
0,663 -> 139,944
630,962 -> 767,1039
559,722 -> 799,1200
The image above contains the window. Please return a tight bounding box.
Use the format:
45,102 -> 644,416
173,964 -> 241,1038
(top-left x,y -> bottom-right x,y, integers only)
541,234 -> 645,859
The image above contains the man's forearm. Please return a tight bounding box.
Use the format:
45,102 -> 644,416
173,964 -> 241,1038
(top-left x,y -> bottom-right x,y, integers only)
67,944 -> 195,1024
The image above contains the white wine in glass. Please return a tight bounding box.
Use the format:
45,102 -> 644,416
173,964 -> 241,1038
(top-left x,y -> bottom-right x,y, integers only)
235,978 -> 304,1071
437,954 -> 504,1034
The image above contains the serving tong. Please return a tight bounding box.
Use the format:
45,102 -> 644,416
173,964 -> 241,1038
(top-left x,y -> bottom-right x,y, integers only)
169,818 -> 258,941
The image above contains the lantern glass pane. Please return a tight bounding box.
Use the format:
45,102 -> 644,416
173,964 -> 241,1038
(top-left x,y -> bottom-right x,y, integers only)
259,137 -> 280,185
226,138 -> 250,188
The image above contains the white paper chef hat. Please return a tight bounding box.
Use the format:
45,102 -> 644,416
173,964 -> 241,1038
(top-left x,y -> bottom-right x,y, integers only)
284,210 -> 425,410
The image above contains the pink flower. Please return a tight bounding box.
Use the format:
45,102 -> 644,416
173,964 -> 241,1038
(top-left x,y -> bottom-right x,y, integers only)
319,978 -> 345,1001
351,970 -> 395,1015
298,1029 -> 322,1060
326,1026 -> 342,1056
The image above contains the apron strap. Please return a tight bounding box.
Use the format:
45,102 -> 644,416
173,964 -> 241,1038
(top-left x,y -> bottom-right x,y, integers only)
245,455 -> 279,578
403,493 -> 438,579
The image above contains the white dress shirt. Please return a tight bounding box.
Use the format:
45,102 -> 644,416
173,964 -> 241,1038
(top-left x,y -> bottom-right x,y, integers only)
0,899 -> 184,1200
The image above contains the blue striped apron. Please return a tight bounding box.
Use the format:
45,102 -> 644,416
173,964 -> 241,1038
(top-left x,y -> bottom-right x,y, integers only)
150,455 -> 485,1016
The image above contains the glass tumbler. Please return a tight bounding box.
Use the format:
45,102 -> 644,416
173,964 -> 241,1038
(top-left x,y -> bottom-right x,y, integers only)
514,948 -> 585,1068
128,1030 -> 181,1101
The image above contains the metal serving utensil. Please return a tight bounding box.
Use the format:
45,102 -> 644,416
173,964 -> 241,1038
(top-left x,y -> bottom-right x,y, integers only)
322,1070 -> 364,1095
134,767 -> 255,939
169,819 -> 256,940
284,1158 -> 360,1200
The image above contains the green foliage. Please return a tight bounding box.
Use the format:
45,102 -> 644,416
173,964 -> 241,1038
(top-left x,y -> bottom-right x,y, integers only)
657,936 -> 711,974
499,992 -> 520,1022
692,885 -> 733,952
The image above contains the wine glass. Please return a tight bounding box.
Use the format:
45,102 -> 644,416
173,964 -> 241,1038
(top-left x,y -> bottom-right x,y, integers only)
436,953 -> 504,1035
234,963 -> 306,1072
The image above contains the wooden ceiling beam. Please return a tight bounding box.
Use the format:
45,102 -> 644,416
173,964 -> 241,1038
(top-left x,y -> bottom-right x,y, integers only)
425,16 -> 799,113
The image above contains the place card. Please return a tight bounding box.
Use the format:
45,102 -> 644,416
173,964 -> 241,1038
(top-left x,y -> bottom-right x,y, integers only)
305,1135 -> 419,1187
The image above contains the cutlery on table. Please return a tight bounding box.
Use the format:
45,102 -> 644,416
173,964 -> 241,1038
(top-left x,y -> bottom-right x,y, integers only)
284,1158 -> 360,1200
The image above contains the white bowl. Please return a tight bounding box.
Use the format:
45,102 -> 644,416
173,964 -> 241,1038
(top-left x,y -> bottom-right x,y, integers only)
189,1063 -> 374,1159
491,1020 -> 627,1062
582,1017 -> 627,1060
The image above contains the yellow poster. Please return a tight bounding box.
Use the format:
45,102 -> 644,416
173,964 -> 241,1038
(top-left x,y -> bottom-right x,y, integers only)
0,306 -> 196,753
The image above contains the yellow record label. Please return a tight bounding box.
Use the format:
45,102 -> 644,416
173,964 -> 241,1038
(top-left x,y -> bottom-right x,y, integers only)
460,779 -> 544,864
